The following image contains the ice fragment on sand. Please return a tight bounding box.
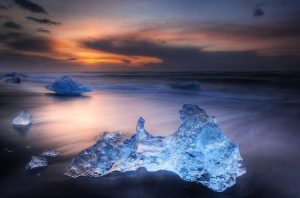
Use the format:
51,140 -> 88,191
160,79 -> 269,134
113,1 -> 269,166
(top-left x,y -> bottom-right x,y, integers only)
46,75 -> 92,95
65,104 -> 245,192
12,110 -> 32,127
26,156 -> 48,170
42,149 -> 60,157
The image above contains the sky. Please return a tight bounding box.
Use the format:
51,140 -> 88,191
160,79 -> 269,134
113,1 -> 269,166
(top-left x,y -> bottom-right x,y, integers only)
0,0 -> 300,72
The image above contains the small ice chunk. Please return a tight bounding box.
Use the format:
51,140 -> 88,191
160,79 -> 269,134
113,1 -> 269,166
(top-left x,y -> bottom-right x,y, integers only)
2,72 -> 22,83
5,75 -> 22,83
42,149 -> 60,157
46,75 -> 92,96
12,110 -> 32,127
26,156 -> 48,170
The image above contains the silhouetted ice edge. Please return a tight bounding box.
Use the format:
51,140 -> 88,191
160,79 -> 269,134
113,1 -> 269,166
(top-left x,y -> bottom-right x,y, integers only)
65,104 -> 245,192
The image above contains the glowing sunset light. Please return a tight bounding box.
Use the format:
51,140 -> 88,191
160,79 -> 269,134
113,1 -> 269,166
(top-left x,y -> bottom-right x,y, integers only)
0,1 -> 300,197
0,0 -> 299,71
62,48 -> 162,66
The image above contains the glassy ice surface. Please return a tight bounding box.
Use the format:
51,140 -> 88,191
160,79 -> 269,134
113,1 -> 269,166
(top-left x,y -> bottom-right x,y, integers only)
12,110 -> 32,127
65,104 -> 245,192
42,150 -> 60,157
26,156 -> 48,170
46,76 -> 92,96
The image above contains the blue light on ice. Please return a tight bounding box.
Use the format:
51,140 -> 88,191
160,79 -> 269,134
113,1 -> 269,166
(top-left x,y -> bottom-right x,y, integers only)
65,104 -> 246,192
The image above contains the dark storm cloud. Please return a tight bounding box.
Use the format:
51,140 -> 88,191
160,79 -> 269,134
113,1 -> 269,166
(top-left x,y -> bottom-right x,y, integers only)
0,5 -> 8,10
253,4 -> 265,17
3,21 -> 22,30
13,0 -> 47,14
8,38 -> 53,52
83,37 -> 182,58
0,32 -> 23,41
82,36 -> 300,70
210,22 -> 299,39
37,28 -> 50,34
167,20 -> 300,46
0,32 -> 54,52
99,19 -> 300,59
26,16 -> 61,25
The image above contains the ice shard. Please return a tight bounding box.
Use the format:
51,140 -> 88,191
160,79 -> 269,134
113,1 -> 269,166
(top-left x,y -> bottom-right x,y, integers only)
65,104 -> 245,192
42,149 -> 60,157
12,110 -> 32,127
26,156 -> 48,170
46,75 -> 92,96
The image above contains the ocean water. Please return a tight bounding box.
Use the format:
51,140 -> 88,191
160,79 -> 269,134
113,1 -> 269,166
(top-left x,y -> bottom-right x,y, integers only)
0,72 -> 299,198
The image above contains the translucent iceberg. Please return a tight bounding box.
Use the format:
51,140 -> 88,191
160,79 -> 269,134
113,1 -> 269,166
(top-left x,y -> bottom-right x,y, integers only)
12,110 -> 32,127
46,76 -> 92,95
42,149 -> 60,157
65,104 -> 245,192
26,156 -> 48,170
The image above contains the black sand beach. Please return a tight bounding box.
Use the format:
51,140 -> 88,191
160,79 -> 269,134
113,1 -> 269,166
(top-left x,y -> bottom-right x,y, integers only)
1,0 -> 300,197
0,73 -> 300,198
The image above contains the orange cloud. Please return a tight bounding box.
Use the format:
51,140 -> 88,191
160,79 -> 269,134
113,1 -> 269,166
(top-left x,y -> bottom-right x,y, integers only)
54,42 -> 162,66
73,51 -> 162,66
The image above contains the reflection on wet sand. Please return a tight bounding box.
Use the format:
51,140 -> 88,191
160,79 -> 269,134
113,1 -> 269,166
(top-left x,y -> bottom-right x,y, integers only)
18,89 -> 181,156
13,125 -> 31,136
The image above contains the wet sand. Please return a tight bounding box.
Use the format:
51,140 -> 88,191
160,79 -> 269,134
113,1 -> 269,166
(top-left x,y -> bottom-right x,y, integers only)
0,76 -> 300,198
